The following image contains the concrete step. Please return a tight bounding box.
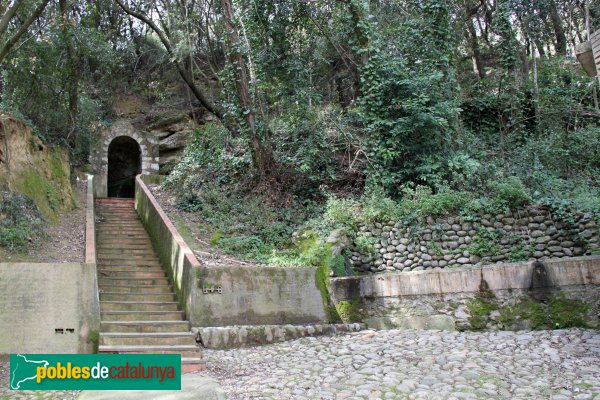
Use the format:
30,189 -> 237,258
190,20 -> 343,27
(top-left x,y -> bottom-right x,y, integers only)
97,249 -> 154,255
98,267 -> 167,279
100,332 -> 196,346
97,240 -> 154,246
98,260 -> 162,267
99,277 -> 170,286
98,270 -> 167,279
98,255 -> 159,261
99,265 -> 164,272
181,358 -> 205,373
99,284 -> 173,294
97,227 -> 147,232
97,246 -> 155,252
98,344 -> 200,355
101,310 -> 186,321
97,233 -> 151,239
100,301 -> 179,312
100,292 -> 176,302
101,320 -> 190,333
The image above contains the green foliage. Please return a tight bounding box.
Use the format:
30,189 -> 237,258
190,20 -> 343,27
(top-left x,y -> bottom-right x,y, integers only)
0,192 -> 45,251
469,229 -> 502,258
399,186 -> 468,217
354,234 -> 376,257
489,176 -> 531,211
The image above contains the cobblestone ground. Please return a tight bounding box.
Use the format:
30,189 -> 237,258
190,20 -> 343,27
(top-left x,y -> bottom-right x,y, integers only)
1,329 -> 598,399
202,328 -> 600,400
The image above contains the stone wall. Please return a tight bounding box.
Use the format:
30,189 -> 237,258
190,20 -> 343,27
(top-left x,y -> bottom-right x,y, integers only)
193,323 -> 363,349
0,263 -> 100,354
351,207 -> 599,273
135,175 -> 328,327
330,256 -> 600,331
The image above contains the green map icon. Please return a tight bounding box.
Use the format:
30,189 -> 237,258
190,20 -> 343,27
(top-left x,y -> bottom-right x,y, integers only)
10,354 -> 49,389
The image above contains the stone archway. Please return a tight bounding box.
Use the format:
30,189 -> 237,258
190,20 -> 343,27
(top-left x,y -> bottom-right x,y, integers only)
107,136 -> 141,198
90,120 -> 160,198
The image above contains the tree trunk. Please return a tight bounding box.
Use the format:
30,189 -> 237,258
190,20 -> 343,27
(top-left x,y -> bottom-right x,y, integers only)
60,0 -> 80,140
220,0 -> 273,177
547,0 -> 567,55
467,19 -> 485,78
345,0 -> 369,97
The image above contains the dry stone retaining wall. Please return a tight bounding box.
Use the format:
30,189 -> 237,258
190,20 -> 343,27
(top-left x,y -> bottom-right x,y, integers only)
351,207 -> 599,273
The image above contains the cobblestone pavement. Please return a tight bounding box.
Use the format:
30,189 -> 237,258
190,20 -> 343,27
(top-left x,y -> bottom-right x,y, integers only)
201,328 -> 600,400
1,329 -> 598,399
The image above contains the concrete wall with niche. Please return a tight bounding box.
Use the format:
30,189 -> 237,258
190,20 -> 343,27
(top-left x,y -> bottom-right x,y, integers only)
90,120 -> 159,198
0,263 -> 100,354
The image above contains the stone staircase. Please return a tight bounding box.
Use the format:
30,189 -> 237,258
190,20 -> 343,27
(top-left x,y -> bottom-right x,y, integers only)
95,198 -> 203,372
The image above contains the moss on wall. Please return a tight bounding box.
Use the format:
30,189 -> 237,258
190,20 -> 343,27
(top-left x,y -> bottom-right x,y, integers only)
467,297 -> 498,330
467,290 -> 593,330
335,299 -> 365,323
87,331 -> 99,353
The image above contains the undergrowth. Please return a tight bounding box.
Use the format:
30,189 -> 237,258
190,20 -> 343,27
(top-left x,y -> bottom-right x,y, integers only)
164,122 -> 600,269
0,192 -> 45,251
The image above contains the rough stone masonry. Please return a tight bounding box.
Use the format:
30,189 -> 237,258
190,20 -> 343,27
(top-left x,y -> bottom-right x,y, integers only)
350,206 -> 599,273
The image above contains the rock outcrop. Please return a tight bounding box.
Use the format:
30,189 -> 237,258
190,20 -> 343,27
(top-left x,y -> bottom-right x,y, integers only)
0,114 -> 74,222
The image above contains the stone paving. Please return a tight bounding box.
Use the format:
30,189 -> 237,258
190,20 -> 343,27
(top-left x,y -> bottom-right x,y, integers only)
201,328 -> 600,400
1,328 -> 599,399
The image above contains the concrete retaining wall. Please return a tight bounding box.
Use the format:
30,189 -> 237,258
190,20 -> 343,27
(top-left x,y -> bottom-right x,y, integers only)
0,263 -> 99,353
0,176 -> 100,354
190,266 -> 327,326
135,175 -> 328,326
331,256 -> 600,331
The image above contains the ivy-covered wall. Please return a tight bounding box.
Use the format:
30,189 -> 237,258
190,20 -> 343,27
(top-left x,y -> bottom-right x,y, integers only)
350,206 -> 599,273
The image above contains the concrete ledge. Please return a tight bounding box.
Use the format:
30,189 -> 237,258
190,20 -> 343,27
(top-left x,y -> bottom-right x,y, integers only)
331,256 -> 600,299
85,176 -> 96,264
0,263 -> 100,353
193,323 -> 364,349
135,174 -> 200,314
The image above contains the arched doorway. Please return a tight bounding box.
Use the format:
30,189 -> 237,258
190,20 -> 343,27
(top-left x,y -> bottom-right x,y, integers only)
107,136 -> 141,198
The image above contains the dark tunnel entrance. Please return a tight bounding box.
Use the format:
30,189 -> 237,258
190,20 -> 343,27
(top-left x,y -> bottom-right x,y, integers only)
107,136 -> 141,198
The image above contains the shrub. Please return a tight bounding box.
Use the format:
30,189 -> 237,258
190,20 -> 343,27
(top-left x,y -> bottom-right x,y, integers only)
354,234 -> 377,257
0,192 -> 45,250
489,176 -> 531,211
